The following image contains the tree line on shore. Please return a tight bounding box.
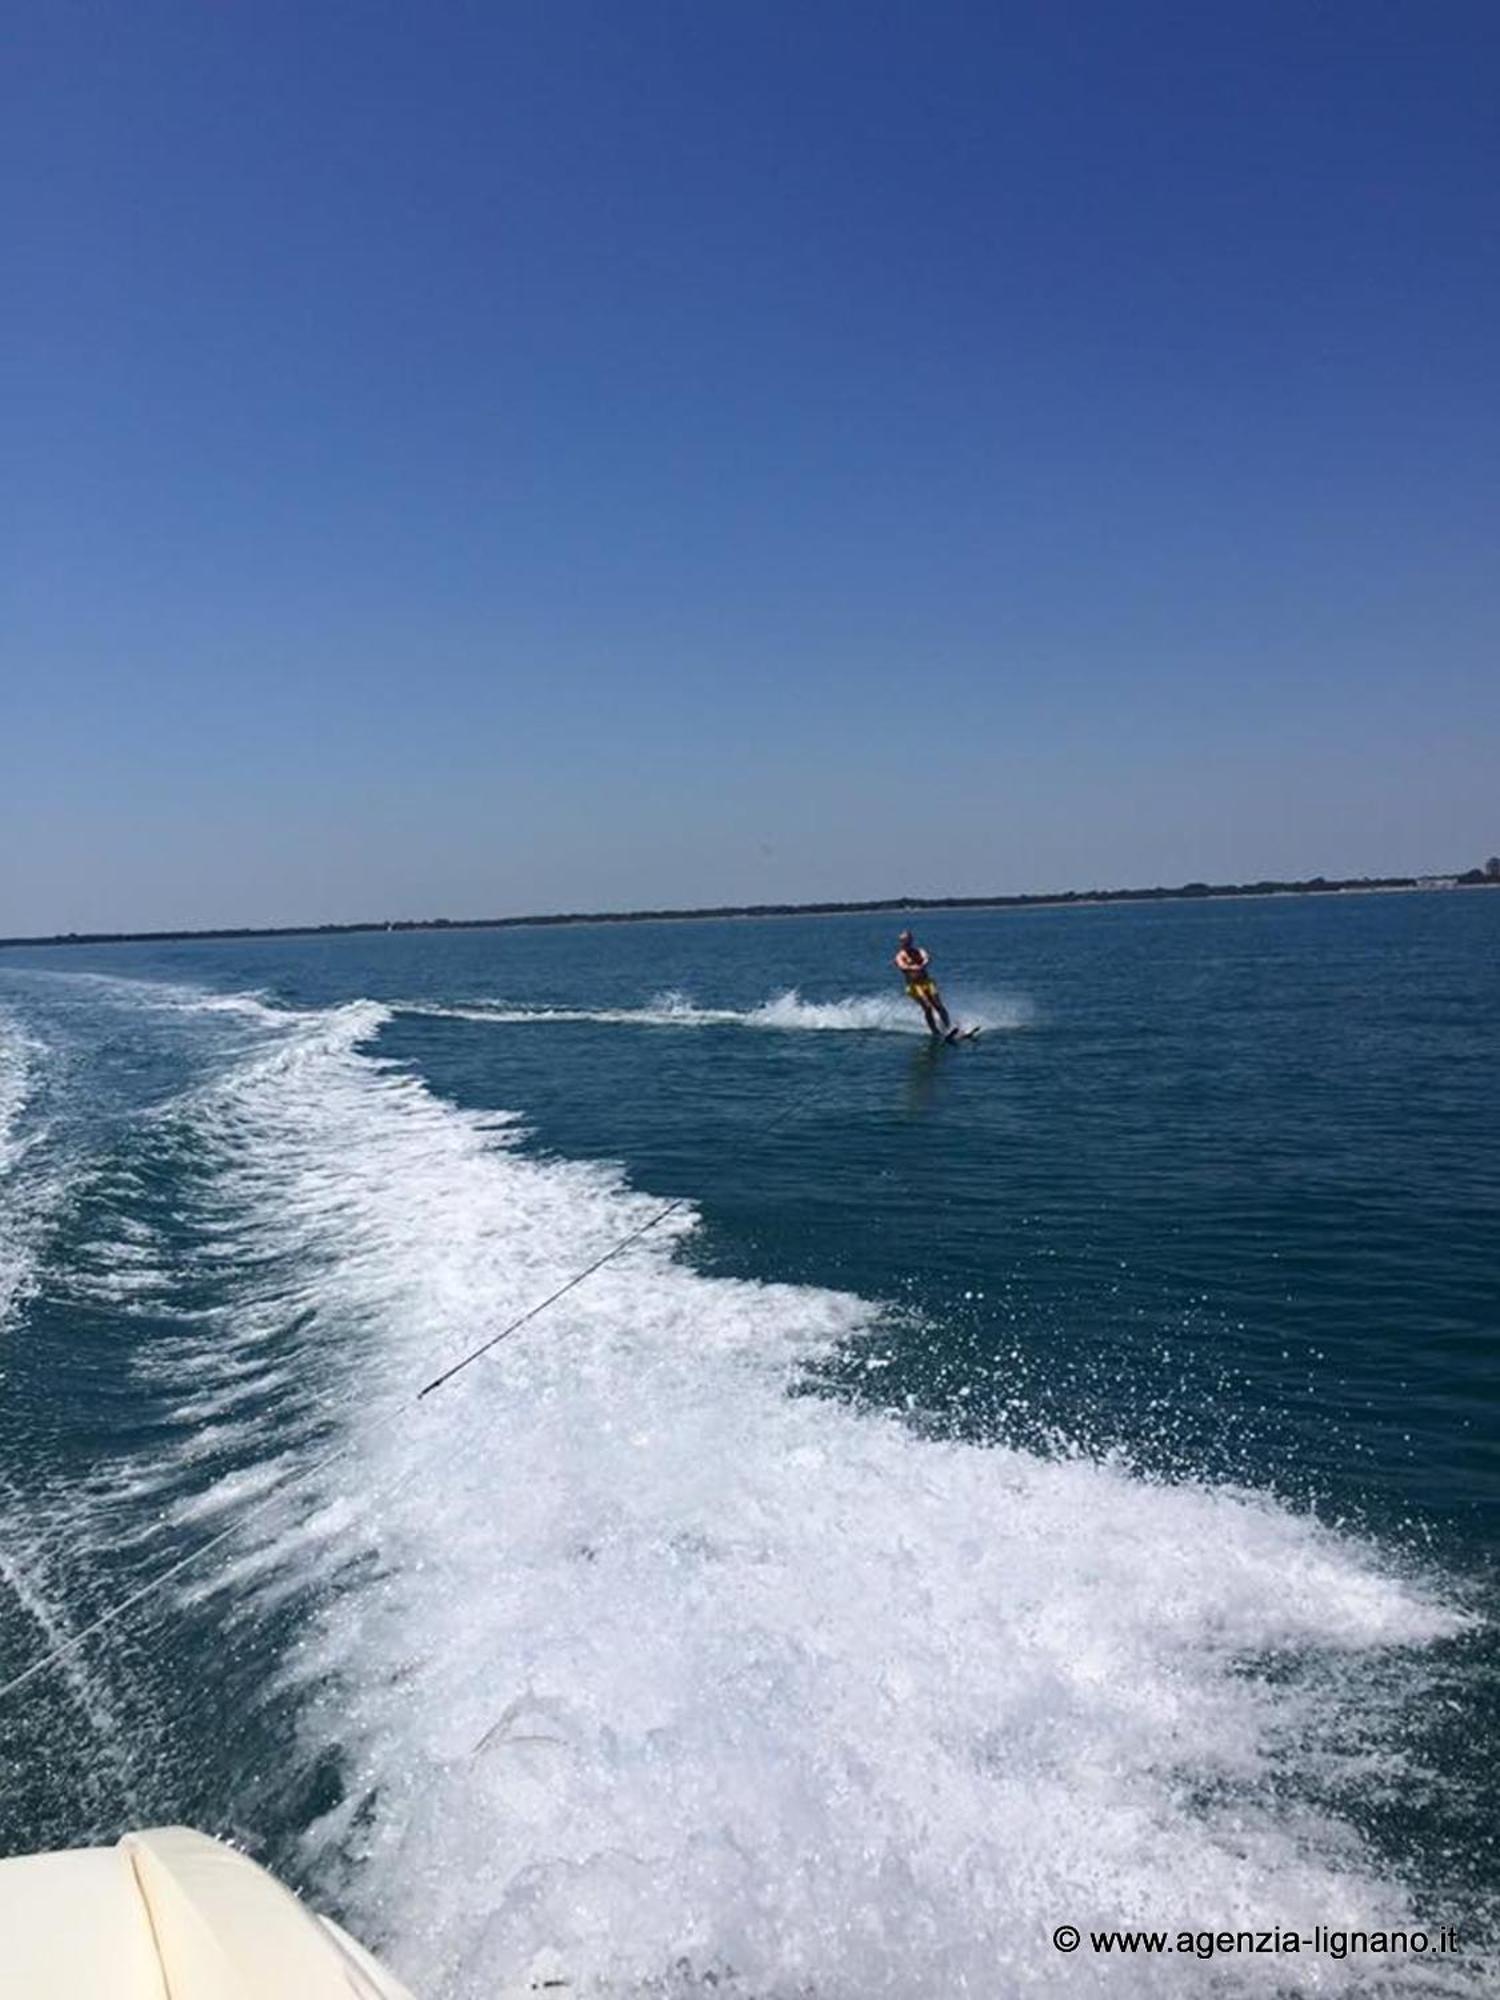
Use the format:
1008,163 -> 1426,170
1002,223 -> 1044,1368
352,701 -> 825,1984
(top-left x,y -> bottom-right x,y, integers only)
4,864 -> 1497,951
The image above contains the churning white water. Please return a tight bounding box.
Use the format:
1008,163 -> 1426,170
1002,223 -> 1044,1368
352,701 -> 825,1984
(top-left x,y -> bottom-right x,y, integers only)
152,1001 -> 1470,1997
395,986 -> 1031,1037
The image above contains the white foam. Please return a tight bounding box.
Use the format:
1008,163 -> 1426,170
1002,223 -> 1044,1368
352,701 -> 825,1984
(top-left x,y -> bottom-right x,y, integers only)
0,1542 -> 142,1808
30,968 -> 287,1024
0,1010 -> 32,1171
0,1007 -> 50,1335
398,987 -> 1031,1037
152,996 -> 1478,1997
748,986 -> 1028,1034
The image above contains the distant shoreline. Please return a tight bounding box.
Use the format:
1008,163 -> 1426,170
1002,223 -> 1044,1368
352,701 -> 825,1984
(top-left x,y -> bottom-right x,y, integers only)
2,872 -> 1494,952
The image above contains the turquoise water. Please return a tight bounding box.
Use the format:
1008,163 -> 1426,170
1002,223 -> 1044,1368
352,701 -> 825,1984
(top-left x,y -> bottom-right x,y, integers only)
0,892 -> 1495,1994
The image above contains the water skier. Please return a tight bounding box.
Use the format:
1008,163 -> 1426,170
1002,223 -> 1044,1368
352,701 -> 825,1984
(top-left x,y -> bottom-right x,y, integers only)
894,930 -> 955,1038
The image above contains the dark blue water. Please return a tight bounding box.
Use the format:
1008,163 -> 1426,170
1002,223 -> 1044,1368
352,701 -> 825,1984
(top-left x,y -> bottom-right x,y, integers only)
0,891 -> 1495,1994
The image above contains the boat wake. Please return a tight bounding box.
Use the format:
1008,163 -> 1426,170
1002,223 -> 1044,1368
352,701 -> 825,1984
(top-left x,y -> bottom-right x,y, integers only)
0,976 -> 1488,1997
0,1007 -> 56,1340
397,987 -> 1032,1037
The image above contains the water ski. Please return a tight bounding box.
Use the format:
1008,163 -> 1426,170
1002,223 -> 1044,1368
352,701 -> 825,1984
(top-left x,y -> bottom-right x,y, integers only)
943,1025 -> 982,1043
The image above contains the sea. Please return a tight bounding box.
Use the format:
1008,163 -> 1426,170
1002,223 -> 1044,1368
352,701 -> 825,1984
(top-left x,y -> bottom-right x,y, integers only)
0,889 -> 1494,1996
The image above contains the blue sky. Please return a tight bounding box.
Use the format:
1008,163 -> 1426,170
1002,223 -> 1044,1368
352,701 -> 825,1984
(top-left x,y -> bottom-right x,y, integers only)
5,1 -> 1496,932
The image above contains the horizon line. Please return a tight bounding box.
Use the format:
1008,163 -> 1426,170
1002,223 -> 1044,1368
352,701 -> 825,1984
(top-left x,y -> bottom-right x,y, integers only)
3,867 -> 1495,952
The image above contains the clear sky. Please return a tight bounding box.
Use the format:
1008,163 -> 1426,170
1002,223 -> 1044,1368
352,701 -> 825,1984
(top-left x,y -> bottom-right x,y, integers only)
5,2 -> 1496,933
